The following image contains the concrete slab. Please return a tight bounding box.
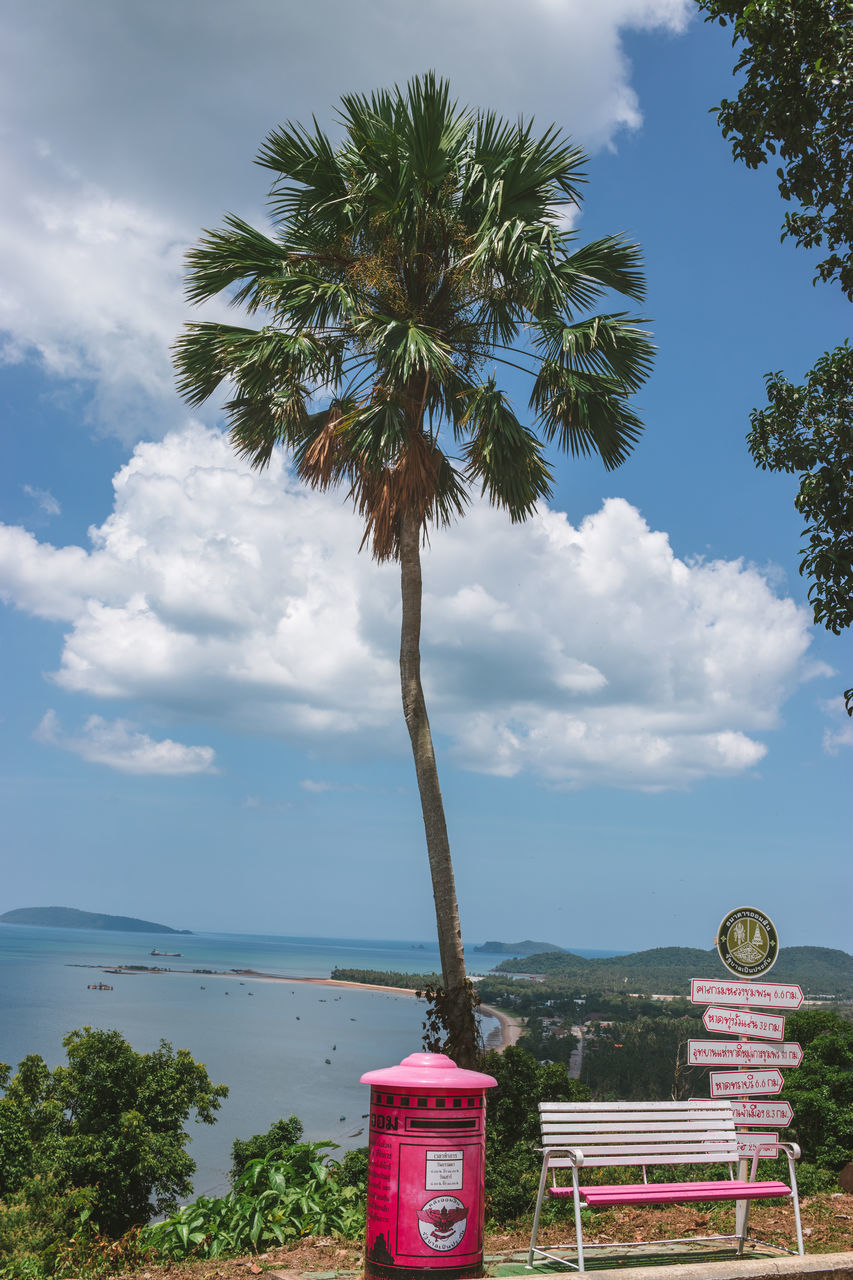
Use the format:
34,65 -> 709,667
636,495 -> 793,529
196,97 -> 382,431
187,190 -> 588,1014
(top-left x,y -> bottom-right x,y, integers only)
502,1251 -> 853,1280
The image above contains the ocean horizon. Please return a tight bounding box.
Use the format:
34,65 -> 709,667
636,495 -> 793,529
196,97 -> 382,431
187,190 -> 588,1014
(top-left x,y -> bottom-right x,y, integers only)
0,923 -> 625,1199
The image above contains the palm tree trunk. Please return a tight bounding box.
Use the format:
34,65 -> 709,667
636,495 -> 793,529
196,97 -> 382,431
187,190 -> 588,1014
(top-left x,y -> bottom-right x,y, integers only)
399,508 -> 478,1068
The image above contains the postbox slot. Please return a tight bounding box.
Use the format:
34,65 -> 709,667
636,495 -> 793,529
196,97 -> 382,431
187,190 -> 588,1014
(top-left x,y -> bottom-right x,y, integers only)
406,1118 -> 478,1131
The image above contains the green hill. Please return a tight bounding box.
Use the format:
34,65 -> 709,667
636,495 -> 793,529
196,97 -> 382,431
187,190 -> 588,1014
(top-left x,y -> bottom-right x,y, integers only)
0,906 -> 192,934
491,944 -> 853,997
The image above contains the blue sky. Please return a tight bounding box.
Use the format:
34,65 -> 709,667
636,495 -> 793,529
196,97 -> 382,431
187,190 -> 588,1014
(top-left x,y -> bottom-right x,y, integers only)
0,0 -> 850,953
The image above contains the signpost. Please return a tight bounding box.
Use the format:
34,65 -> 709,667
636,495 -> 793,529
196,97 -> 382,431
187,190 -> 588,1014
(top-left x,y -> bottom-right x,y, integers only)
690,906 -> 799,1244
730,1100 -> 793,1127
709,1067 -> 785,1097
690,978 -> 803,1009
687,902 -> 804,1226
702,1006 -> 786,1040
687,1040 -> 802,1068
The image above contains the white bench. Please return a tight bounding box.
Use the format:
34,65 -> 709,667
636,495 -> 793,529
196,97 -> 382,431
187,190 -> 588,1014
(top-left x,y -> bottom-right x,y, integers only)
528,1099 -> 803,1271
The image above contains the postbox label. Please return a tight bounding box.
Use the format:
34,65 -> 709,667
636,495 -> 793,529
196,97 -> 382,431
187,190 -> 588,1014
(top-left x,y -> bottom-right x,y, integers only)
426,1151 -> 464,1190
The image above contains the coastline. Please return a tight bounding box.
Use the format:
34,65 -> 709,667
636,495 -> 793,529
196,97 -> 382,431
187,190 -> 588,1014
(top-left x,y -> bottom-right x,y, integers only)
77,963 -> 525,1052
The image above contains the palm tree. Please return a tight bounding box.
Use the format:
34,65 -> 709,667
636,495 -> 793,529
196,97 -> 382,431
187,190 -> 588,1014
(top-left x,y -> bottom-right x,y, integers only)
173,73 -> 653,1067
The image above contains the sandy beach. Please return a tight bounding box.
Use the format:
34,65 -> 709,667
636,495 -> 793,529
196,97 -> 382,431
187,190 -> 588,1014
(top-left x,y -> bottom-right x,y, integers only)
88,962 -> 526,1052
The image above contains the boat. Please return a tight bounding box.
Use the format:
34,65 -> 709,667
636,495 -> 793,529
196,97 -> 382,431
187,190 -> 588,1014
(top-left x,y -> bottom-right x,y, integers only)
150,948 -> 182,957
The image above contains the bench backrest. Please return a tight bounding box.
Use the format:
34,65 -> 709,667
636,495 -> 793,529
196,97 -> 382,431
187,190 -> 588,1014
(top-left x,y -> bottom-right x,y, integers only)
539,1100 -> 740,1168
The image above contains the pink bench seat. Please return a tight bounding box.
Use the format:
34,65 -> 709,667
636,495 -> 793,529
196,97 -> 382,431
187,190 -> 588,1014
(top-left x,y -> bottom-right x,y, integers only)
548,1179 -> 793,1207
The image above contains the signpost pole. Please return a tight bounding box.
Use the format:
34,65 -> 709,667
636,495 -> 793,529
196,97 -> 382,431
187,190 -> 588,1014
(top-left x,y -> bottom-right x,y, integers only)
735,977 -> 752,1252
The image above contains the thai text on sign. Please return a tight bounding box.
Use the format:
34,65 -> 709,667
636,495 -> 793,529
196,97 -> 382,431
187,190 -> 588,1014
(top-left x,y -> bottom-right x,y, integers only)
736,1133 -> 780,1159
709,1068 -> 784,1097
730,1100 -> 793,1126
688,1040 -> 802,1068
690,978 -> 803,1010
702,1006 -> 785,1041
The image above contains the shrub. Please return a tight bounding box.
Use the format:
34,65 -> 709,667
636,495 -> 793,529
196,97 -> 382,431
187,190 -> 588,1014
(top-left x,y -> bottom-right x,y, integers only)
143,1139 -> 365,1261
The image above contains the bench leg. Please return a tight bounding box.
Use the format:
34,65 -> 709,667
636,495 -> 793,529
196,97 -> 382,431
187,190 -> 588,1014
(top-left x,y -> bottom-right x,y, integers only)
736,1198 -> 750,1256
572,1167 -> 585,1273
786,1155 -> 804,1255
527,1157 -> 551,1267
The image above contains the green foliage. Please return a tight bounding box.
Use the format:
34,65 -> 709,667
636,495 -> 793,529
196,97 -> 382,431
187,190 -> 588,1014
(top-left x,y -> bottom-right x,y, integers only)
143,1140 -> 365,1261
330,968 -> 442,989
418,979 -> 483,1057
0,1028 -> 227,1240
747,343 -> 853,711
698,0 -> 853,298
580,1013 -> 705,1100
230,1114 -> 304,1183
483,1046 -> 590,1223
0,1175 -> 92,1278
780,1008 -> 853,1171
516,1016 -> 577,1066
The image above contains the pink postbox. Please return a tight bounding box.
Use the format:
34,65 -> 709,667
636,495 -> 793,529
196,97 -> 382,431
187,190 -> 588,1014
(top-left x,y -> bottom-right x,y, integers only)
361,1052 -> 497,1280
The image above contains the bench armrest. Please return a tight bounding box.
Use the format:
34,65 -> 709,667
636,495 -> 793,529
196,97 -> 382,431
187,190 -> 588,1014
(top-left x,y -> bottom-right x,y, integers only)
538,1145 -> 585,1168
749,1140 -> 801,1182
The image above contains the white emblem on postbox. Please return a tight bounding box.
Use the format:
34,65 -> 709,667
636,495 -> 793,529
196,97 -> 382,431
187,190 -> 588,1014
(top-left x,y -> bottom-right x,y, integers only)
417,1195 -> 469,1251
425,1150 -> 464,1190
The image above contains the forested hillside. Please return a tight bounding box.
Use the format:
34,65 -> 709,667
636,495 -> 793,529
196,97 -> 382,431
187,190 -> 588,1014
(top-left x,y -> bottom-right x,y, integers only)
491,945 -> 853,997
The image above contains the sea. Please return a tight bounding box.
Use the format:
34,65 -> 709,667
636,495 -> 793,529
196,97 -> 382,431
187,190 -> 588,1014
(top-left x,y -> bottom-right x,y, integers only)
0,924 -> 618,1200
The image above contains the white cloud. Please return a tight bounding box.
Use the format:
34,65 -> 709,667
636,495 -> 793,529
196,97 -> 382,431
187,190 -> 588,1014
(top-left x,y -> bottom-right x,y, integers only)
23,485 -> 61,517
34,708 -> 217,776
0,423 -> 815,790
0,147 -> 190,438
822,699 -> 853,754
0,2 -> 693,436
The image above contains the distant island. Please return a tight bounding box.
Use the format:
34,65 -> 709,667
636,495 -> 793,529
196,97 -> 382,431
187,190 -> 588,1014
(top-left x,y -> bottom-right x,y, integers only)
474,939 -> 567,955
0,907 -> 192,935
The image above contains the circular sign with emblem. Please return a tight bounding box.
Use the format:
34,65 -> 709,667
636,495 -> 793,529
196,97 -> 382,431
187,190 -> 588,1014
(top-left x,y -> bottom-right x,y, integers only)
417,1196 -> 469,1252
716,906 -> 779,977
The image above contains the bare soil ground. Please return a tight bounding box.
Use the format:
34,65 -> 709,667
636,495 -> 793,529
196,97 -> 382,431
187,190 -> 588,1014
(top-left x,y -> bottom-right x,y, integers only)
105,1195 -> 853,1279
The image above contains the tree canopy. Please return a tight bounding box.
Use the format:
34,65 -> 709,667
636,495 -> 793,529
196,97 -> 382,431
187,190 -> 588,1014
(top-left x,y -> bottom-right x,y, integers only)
0,1027 -> 227,1237
748,343 -> 853,712
698,0 -> 853,298
174,73 -> 653,553
780,1009 -> 853,1172
699,1 -> 852,711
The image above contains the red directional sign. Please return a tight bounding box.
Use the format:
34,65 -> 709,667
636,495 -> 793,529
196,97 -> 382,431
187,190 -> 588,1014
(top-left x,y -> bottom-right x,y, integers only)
730,1100 -> 793,1127
690,977 -> 803,1010
688,1040 -> 802,1068
737,1133 -> 780,1159
702,1006 -> 785,1041
710,1068 -> 784,1097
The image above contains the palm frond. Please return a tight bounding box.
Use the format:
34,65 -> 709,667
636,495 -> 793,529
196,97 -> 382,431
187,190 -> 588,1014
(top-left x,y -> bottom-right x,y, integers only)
460,379 -> 553,518
257,119 -> 350,231
530,362 -> 645,470
531,314 -> 655,393
556,234 -> 648,306
183,217 -> 286,309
